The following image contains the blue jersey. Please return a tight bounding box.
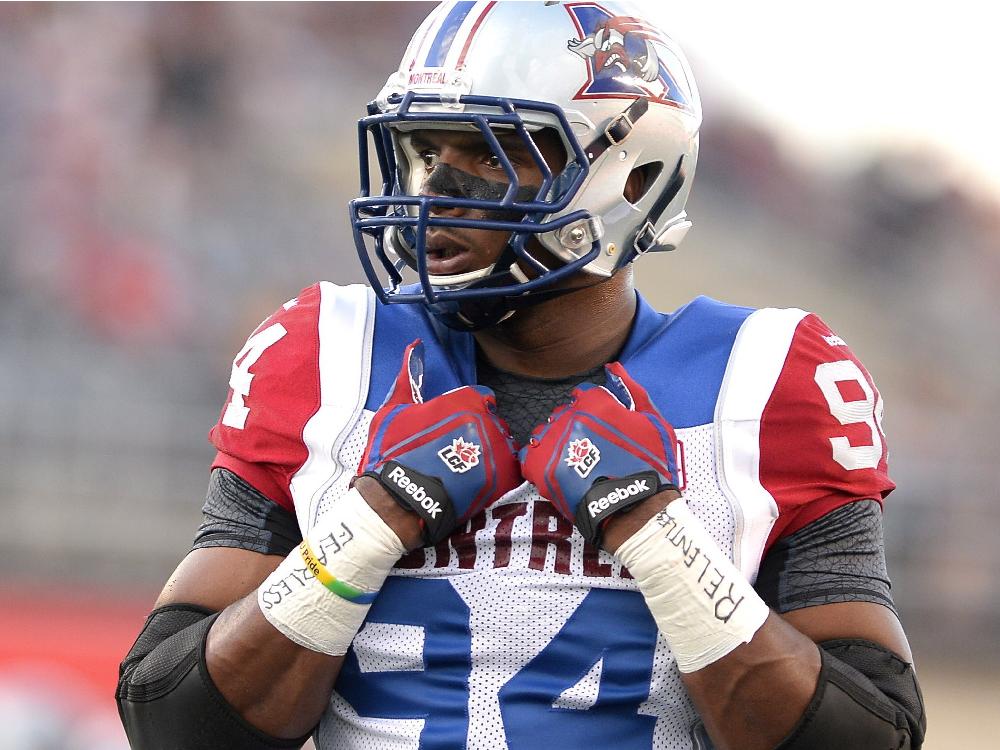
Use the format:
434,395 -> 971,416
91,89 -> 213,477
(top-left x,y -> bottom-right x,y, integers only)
210,282 -> 893,749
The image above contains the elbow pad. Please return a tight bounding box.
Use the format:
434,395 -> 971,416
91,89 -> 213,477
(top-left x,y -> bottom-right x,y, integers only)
777,639 -> 926,750
117,605 -> 308,750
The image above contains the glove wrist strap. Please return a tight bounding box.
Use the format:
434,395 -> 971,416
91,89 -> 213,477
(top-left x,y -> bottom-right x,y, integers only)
365,460 -> 457,545
574,470 -> 668,546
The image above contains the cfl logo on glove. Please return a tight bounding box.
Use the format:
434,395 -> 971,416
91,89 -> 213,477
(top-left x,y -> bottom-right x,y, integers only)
588,478 -> 651,518
565,437 -> 601,478
437,436 -> 482,474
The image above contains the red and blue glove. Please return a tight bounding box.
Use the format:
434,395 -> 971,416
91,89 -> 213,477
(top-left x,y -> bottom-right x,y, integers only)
359,339 -> 522,545
520,362 -> 680,547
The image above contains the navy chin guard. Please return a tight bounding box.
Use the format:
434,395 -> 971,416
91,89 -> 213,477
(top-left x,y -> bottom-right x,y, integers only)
349,92 -> 598,331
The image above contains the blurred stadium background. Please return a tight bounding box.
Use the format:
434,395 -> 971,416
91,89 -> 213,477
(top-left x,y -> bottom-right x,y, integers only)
1,3 -> 997,748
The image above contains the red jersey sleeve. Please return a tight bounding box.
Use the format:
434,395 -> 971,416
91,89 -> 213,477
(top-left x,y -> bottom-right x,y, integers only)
759,314 -> 894,550
208,284 -> 322,512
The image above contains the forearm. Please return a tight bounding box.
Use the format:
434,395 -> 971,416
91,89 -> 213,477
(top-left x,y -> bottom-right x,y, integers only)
205,594 -> 344,738
205,477 -> 422,738
681,613 -> 820,750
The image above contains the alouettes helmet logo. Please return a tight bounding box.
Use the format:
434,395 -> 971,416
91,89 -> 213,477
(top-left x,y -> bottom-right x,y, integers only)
565,3 -> 693,111
438,436 -> 482,474
565,437 -> 601,478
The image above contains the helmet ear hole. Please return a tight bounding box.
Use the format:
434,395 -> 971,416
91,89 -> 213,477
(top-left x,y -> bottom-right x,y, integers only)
626,162 -> 664,204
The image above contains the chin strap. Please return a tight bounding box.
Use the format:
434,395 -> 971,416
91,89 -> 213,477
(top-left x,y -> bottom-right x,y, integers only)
584,97 -> 650,163
427,263 -> 497,288
630,156 -> 689,257
428,265 -> 613,331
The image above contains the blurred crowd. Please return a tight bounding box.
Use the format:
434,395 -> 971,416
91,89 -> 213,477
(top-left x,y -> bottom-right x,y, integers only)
0,4 -> 997,747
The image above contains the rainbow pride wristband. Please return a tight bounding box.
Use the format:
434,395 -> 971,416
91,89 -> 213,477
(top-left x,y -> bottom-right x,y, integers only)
259,486 -> 404,655
298,539 -> 378,605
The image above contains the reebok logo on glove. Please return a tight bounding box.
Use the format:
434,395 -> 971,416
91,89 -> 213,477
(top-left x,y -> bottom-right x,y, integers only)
386,464 -> 444,518
573,471 -> 663,540
588,477 -> 651,518
375,459 -> 457,539
578,472 -> 660,539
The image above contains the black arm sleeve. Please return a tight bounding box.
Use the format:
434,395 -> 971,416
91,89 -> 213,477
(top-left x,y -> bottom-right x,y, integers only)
117,605 -> 310,750
755,499 -> 896,614
193,468 -> 302,556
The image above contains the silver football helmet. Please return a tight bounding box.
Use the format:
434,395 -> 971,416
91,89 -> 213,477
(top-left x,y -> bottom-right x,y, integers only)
350,1 -> 701,329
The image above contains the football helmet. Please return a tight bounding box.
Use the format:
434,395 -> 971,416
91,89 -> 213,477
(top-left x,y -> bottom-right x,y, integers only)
350,1 -> 701,329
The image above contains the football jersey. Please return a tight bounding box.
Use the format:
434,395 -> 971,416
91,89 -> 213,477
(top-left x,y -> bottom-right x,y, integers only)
209,282 -> 894,750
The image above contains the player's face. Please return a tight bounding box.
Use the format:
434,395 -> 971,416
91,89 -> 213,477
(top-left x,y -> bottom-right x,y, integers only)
409,128 -> 566,278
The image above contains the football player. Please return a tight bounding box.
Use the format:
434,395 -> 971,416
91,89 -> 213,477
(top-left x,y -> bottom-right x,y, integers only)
117,2 -> 926,749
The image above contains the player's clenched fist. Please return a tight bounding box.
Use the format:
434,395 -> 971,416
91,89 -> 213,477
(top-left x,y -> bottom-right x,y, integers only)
520,362 -> 680,547
359,339 -> 521,545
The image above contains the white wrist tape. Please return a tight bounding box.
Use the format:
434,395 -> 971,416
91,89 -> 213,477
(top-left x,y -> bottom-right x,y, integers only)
257,487 -> 406,656
615,499 -> 769,673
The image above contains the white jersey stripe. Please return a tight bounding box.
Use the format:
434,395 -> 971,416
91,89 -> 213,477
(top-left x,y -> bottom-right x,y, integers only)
290,282 -> 376,533
714,307 -> 808,581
